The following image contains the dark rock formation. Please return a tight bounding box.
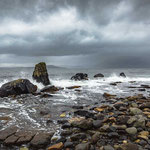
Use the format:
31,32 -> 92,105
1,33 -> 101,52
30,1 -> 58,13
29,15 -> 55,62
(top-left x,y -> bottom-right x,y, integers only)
120,72 -> 126,77
40,85 -> 60,93
0,79 -> 37,97
94,73 -> 104,78
32,62 -> 50,86
71,73 -> 88,81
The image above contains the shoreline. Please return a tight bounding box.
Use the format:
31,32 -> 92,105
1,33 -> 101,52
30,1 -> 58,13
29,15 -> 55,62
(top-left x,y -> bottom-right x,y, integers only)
0,92 -> 150,150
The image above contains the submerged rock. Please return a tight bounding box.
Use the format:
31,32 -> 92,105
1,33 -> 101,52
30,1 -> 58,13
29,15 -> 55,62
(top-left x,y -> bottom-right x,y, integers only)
32,62 -> 50,86
94,73 -> 104,78
71,73 -> 88,81
40,85 -> 60,93
0,79 -> 37,97
120,72 -> 126,77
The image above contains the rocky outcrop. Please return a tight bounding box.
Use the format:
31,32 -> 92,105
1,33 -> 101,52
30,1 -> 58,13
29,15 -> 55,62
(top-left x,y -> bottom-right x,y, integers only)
120,72 -> 126,77
94,73 -> 104,78
71,73 -> 88,81
32,62 -> 50,86
0,79 -> 37,97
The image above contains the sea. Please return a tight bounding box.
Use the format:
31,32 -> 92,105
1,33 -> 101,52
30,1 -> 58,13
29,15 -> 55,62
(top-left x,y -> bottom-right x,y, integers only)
0,66 -> 150,132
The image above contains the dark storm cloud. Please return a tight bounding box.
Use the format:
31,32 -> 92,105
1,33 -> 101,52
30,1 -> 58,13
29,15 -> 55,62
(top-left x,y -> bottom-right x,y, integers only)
0,0 -> 150,67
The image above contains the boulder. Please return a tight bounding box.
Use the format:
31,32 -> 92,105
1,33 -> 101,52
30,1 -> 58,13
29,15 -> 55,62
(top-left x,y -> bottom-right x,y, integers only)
94,73 -> 104,78
120,72 -> 126,77
75,143 -> 90,150
0,79 -> 37,97
71,73 -> 88,81
32,62 -> 50,86
30,132 -> 54,148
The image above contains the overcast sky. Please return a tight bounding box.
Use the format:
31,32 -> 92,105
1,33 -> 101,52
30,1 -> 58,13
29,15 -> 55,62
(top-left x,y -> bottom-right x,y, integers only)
0,0 -> 150,68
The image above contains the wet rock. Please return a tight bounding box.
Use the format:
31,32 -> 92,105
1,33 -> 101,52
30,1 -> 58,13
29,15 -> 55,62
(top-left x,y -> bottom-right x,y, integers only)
61,130 -> 72,136
57,120 -> 68,124
0,126 -> 18,141
32,62 -> 50,86
48,142 -> 64,150
141,84 -> 150,88
95,114 -> 105,120
108,132 -> 119,138
138,131 -> 149,140
71,119 -> 93,130
103,93 -> 116,99
113,102 -> 127,110
100,125 -> 110,132
127,116 -> 137,125
103,145 -> 114,150
74,110 -> 94,118
70,133 -> 86,141
4,135 -> 19,145
40,85 -> 59,93
91,132 -> 100,144
0,79 -> 37,97
120,72 -> 126,77
67,86 -> 81,89
94,73 -> 104,78
16,131 -> 35,145
133,115 -> 146,128
126,127 -> 137,135
117,116 -> 129,125
120,143 -> 139,150
139,102 -> 150,109
93,120 -> 103,128
61,123 -> 71,129
71,73 -> 88,81
30,132 -> 54,148
40,93 -> 53,98
130,108 -> 143,115
75,143 -> 90,150
64,142 -> 74,148
110,83 -> 117,86
111,124 -> 127,130
72,106 -> 84,109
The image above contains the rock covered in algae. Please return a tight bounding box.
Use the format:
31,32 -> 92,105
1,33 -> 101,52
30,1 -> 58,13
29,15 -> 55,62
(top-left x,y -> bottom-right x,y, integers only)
32,62 -> 50,86
0,79 -> 37,97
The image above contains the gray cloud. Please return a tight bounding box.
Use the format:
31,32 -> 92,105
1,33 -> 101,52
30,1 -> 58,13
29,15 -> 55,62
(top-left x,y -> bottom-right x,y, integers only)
0,0 -> 150,68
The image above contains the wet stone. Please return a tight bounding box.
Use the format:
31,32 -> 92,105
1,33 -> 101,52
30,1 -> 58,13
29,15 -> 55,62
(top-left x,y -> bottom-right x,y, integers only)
16,131 -> 36,145
75,143 -> 90,150
71,119 -> 93,130
64,142 -> 74,148
30,132 -> 54,148
121,143 -> 139,150
130,108 -> 143,115
126,127 -> 137,135
108,132 -> 119,138
0,126 -> 18,141
70,133 -> 86,141
103,145 -> 114,150
93,120 -> 103,128
91,132 -> 100,144
4,135 -> 19,145
74,110 -> 95,118
48,142 -> 63,150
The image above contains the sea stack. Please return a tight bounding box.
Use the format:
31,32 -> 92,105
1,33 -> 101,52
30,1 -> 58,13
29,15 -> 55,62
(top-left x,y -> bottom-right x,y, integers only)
32,62 -> 50,86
